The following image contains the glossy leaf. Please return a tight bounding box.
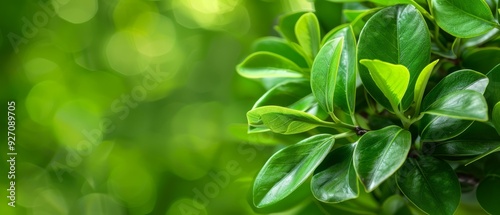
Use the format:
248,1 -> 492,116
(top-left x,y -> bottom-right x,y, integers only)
311,144 -> 359,203
312,25 -> 357,117
428,140 -> 500,158
253,37 -> 309,68
358,4 -> 431,111
494,102 -> 500,135
311,37 -> 344,115
359,59 -> 410,109
476,175 -> 500,214
430,0 -> 498,38
275,12 -> 307,43
253,134 -> 335,208
396,156 -> 461,215
422,90 -> 488,121
354,126 -> 411,192
414,60 -> 439,113
237,52 -> 304,78
349,8 -> 379,36
247,106 -> 331,134
419,70 -> 489,141
295,13 -> 321,59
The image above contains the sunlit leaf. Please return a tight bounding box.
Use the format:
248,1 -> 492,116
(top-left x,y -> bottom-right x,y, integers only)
422,90 -> 488,121
253,37 -> 309,68
295,13 -> 321,59
414,60 -> 439,113
253,134 -> 334,208
275,12 -> 308,43
430,0 -> 498,38
237,52 -> 304,78
359,59 -> 409,109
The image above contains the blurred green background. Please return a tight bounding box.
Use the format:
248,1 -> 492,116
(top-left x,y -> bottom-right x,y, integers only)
0,0 -> 318,214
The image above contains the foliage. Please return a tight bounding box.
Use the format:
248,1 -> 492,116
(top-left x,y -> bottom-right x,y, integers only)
237,0 -> 500,214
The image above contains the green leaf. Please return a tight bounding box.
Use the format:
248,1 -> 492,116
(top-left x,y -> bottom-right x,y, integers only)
359,59 -> 410,110
358,4 -> 431,111
414,60 -> 439,113
463,47 -> 500,74
419,70 -> 489,141
253,80 -> 311,109
396,156 -> 461,215
253,134 -> 335,208
295,13 -> 321,59
494,102 -> 500,135
476,175 -> 500,214
247,106 -> 332,134
354,125 -> 411,192
348,8 -> 379,36
275,12 -> 308,43
430,0 -> 498,38
312,25 -> 357,118
428,140 -> 500,158
422,90 -> 488,121
311,144 -> 359,203
237,52 -> 304,79
253,37 -> 310,68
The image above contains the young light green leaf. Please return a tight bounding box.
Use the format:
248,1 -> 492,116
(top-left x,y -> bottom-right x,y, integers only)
396,156 -> 461,215
358,4 -> 431,111
253,37 -> 310,68
493,102 -> 500,136
253,134 -> 335,208
430,0 -> 498,38
311,144 -> 359,203
414,60 -> 439,114
354,125 -> 411,192
237,52 -> 304,79
359,59 -> 410,110
295,13 -> 321,59
422,90 -> 488,121
247,106 -> 332,134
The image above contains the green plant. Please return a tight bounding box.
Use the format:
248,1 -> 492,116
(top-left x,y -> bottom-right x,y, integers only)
236,0 -> 500,214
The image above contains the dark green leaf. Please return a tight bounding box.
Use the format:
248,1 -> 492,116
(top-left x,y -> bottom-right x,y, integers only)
295,13 -> 321,59
476,175 -> 500,214
427,140 -> 500,158
419,115 -> 475,142
313,25 -> 357,119
422,90 -> 488,121
359,59 -> 410,110
430,0 -> 498,38
463,47 -> 500,74
396,156 -> 461,215
275,12 -> 308,43
253,134 -> 334,208
381,195 -> 413,215
494,102 -> 500,135
247,106 -> 332,134
314,0 -> 343,32
358,4 -> 431,111
311,144 -> 359,203
349,8 -> 379,36
354,126 -> 411,192
485,64 -> 500,108
253,37 -> 310,68
237,52 -> 304,79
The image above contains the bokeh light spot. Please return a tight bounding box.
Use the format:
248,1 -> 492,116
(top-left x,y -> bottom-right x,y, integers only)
73,193 -> 125,215
105,31 -> 150,76
132,12 -> 176,57
26,81 -> 70,125
23,58 -> 61,83
107,162 -> 156,209
54,0 -> 98,24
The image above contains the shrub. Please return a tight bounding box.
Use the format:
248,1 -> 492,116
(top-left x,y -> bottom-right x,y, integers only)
236,0 -> 500,214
